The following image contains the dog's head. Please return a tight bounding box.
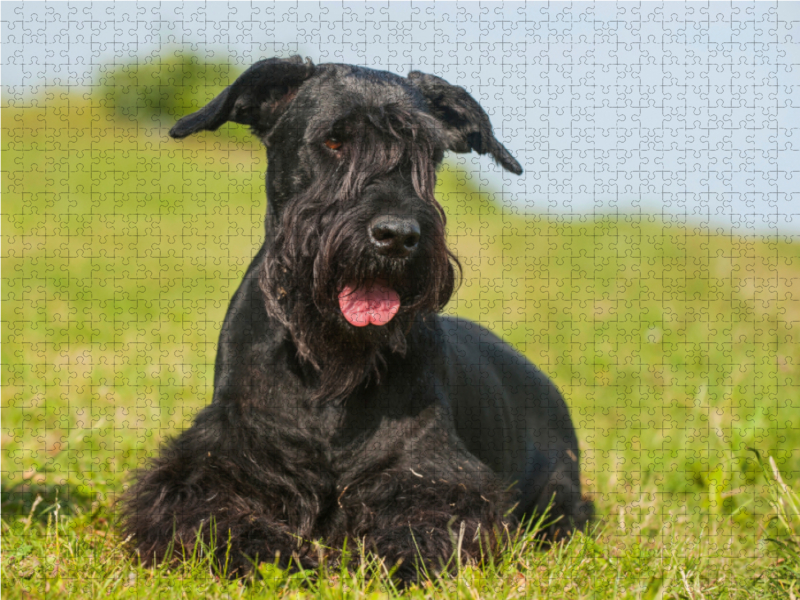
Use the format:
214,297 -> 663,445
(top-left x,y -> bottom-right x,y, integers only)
170,56 -> 522,401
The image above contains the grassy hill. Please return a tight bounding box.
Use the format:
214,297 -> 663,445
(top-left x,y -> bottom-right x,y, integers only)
2,93 -> 799,598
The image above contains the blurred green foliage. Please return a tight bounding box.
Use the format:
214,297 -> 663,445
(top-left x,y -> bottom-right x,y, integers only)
97,51 -> 239,126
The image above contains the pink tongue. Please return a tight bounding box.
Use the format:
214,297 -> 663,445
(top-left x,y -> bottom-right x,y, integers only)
338,282 -> 400,327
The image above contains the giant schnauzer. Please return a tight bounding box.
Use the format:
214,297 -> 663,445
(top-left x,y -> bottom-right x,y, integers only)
122,56 -> 592,582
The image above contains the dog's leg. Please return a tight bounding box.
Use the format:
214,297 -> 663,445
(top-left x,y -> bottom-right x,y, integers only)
333,431 -> 512,584
122,405 -> 331,576
529,458 -> 595,541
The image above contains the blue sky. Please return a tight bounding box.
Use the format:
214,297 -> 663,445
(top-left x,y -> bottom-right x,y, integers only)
3,1 -> 799,234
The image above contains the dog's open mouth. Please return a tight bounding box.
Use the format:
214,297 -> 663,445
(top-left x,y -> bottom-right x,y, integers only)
338,280 -> 400,327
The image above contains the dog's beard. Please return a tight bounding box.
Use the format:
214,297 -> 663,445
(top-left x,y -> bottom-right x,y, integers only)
259,213 -> 456,404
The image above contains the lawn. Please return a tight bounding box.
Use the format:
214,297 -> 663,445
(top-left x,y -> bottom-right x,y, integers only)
2,93 -> 799,598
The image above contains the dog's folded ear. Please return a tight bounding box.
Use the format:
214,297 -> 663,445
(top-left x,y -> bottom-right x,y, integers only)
407,71 -> 522,175
169,56 -> 315,139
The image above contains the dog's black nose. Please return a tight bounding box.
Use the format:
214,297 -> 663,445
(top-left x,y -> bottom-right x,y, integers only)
369,216 -> 421,257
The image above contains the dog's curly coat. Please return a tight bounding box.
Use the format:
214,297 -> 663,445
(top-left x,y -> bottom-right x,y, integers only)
122,56 -> 592,583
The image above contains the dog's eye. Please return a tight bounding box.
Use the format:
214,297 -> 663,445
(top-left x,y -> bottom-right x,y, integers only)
325,138 -> 343,151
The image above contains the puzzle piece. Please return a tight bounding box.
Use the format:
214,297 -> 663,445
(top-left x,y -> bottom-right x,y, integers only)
2,1 -> 799,595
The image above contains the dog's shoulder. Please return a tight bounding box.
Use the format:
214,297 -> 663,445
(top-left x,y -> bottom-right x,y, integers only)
434,314 -> 524,363
432,313 -> 563,404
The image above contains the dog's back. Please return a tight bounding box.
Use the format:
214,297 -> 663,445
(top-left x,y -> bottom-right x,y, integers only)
435,316 -> 591,531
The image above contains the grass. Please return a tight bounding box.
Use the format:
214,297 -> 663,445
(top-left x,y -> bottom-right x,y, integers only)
2,92 -> 799,598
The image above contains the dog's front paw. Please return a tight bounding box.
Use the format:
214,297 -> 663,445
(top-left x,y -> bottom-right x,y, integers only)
368,518 -> 501,586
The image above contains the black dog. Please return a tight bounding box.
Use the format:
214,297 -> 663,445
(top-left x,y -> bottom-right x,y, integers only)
122,56 -> 592,582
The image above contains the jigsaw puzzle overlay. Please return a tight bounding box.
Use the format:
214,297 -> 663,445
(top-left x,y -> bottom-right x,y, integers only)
2,2 -> 799,596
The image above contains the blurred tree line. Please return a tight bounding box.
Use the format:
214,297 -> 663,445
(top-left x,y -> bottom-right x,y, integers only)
97,51 -> 240,129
